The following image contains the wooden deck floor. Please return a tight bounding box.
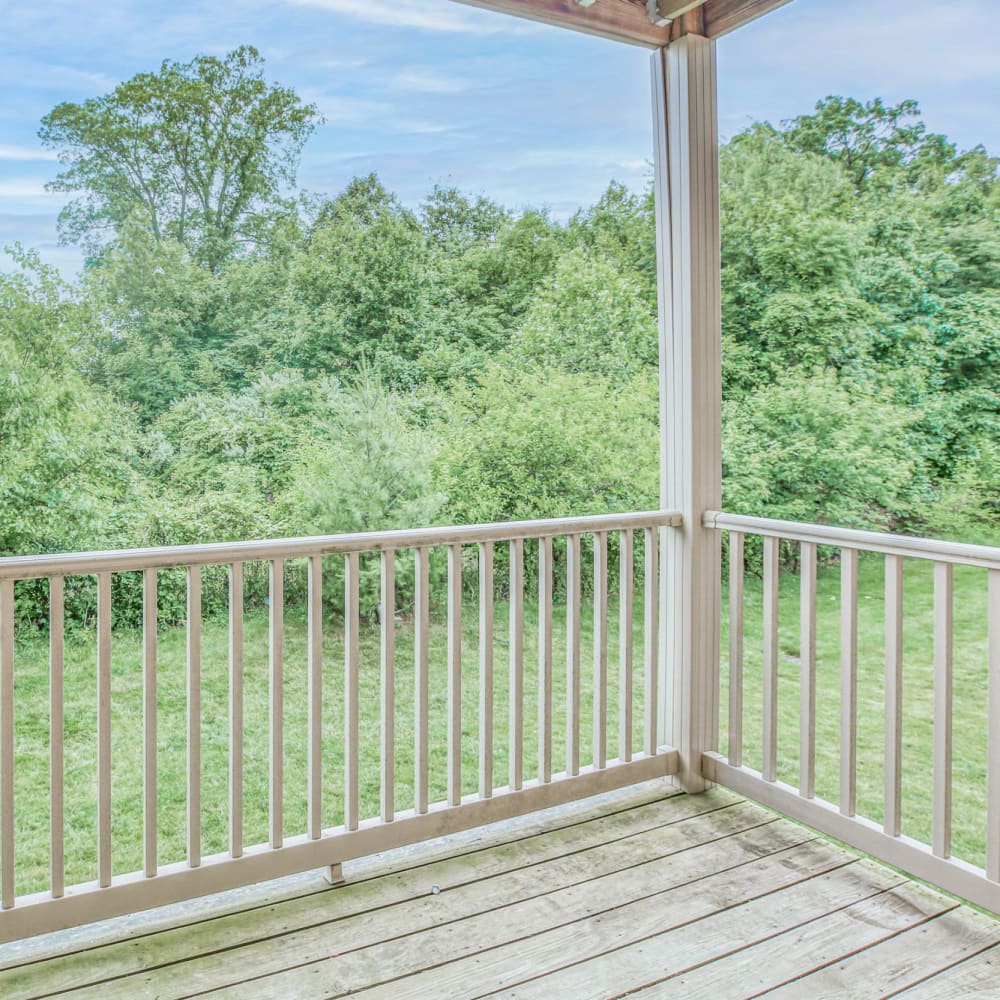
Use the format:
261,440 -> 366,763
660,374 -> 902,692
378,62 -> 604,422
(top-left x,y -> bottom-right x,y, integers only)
2,782 -> 999,999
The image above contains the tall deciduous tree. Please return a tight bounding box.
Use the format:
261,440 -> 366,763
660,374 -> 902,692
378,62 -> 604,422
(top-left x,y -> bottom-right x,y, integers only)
40,46 -> 318,267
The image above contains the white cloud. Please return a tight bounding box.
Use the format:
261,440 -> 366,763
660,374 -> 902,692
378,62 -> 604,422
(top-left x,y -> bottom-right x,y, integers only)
0,181 -> 60,199
284,0 -> 522,35
395,70 -> 478,94
0,145 -> 59,162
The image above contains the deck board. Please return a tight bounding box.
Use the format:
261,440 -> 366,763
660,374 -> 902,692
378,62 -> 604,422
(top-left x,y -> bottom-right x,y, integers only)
0,780 -> 997,1000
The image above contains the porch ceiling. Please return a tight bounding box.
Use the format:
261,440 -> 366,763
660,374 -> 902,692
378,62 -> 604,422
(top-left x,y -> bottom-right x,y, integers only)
452,0 -> 792,47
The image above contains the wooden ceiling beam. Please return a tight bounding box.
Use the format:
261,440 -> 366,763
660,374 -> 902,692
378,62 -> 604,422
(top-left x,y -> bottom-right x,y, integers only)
451,0 -> 793,45
700,0 -> 793,37
452,0 -> 671,48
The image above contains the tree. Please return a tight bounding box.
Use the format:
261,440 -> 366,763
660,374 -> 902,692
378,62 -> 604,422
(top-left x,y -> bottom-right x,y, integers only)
0,250 -> 142,559
40,46 -> 318,267
781,97 -> 953,192
512,247 -> 657,380
288,176 -> 431,380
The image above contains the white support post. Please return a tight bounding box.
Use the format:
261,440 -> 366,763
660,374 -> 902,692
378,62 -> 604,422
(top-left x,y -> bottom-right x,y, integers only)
651,34 -> 722,793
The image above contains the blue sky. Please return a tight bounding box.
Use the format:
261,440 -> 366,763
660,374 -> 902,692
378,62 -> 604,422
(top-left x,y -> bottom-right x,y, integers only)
2,0 -> 999,275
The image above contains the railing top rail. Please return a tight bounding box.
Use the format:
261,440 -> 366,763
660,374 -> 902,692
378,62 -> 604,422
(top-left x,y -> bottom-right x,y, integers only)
705,510 -> 1000,571
0,510 -> 683,581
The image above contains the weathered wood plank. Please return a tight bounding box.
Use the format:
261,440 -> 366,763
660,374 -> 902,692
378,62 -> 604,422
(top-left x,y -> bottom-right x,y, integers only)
646,881 -> 954,997
764,906 -> 1000,998
480,862 -> 904,1000
138,812 -> 816,999
895,943 -> 1000,998
338,839 -> 852,1000
48,798 -> 768,999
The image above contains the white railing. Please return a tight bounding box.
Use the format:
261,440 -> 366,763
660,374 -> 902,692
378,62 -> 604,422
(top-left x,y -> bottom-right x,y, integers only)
703,511 -> 1000,914
0,510 -> 680,942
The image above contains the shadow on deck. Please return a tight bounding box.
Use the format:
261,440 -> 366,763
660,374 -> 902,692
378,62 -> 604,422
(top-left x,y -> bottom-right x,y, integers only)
2,781 -> 999,998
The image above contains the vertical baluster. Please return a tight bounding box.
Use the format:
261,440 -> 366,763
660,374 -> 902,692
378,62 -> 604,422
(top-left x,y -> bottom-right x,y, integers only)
268,560 -> 283,850
593,531 -> 608,770
566,535 -> 582,775
447,545 -> 463,807
884,554 -> 904,837
229,563 -> 244,860
538,537 -> 553,783
619,531 -> 634,763
509,538 -> 524,791
987,569 -> 1000,882
762,537 -> 779,783
0,579 -> 12,908
187,567 -> 201,868
840,548 -> 858,817
49,577 -> 65,898
345,553 -> 360,831
643,527 -> 658,758
142,570 -> 156,878
381,550 -> 396,822
933,560 -> 953,859
478,542 -> 494,800
415,547 -> 430,814
728,532 -> 744,768
308,555 -> 323,840
799,542 -> 817,798
97,572 -> 113,886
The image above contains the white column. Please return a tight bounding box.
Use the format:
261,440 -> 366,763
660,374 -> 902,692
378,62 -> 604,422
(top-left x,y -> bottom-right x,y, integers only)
651,34 -> 722,793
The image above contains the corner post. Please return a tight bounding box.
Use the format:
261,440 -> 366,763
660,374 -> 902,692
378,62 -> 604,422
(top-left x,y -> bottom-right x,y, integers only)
651,35 -> 722,792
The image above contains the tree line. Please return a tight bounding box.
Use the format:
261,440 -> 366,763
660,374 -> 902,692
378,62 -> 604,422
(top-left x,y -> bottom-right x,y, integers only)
3,48 -> 998,626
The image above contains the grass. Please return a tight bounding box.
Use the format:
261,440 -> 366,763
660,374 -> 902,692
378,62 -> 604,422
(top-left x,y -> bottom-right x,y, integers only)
7,547 -> 995,897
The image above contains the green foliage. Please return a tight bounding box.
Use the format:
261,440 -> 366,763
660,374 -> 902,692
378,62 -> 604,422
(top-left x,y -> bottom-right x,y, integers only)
0,250 -> 141,559
722,372 -> 924,529
513,247 -> 657,380
282,371 -> 443,615
288,176 -> 431,380
40,46 -> 318,266
434,365 -> 658,526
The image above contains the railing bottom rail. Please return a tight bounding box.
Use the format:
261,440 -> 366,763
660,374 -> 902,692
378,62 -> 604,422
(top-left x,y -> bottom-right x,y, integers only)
704,753 -> 1000,915
0,751 -> 677,944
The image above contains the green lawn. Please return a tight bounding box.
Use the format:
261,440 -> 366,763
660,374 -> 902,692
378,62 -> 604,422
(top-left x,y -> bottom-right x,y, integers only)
8,549 -> 995,897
